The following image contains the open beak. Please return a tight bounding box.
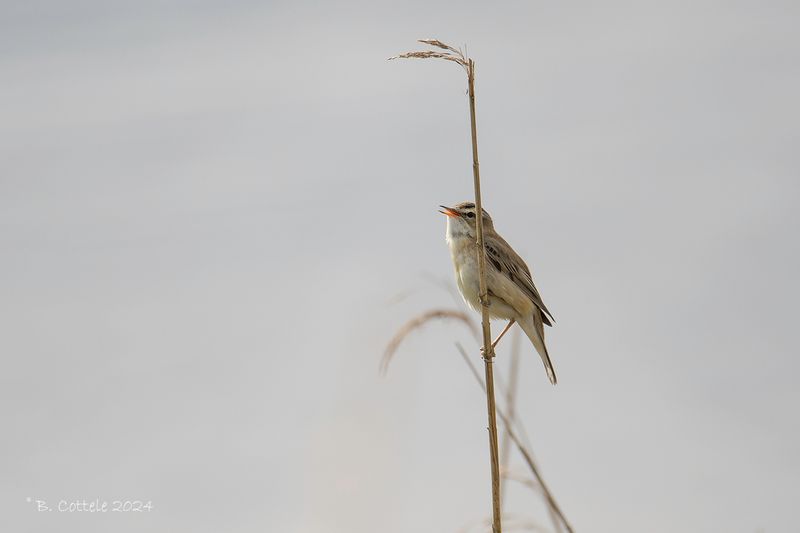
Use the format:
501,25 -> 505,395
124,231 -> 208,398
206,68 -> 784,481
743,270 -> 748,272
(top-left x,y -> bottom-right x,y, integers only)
438,205 -> 460,218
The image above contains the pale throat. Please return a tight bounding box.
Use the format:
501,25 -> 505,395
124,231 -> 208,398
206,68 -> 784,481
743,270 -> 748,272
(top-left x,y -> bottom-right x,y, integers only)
445,218 -> 475,256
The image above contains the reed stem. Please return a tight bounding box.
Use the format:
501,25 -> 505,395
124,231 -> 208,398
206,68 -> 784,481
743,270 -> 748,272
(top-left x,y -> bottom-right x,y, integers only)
467,58 -> 502,533
389,41 -> 504,533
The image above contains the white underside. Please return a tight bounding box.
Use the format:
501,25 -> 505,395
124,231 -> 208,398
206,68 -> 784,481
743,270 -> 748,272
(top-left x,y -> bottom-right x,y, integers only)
455,256 -> 518,320
446,218 -> 525,320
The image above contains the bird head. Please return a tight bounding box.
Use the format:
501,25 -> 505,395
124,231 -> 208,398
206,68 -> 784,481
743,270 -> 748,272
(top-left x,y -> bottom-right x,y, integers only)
439,201 -> 494,236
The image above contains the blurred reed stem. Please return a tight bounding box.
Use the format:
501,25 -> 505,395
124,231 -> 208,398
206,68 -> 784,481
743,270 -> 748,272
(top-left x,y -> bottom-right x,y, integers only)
456,343 -> 574,533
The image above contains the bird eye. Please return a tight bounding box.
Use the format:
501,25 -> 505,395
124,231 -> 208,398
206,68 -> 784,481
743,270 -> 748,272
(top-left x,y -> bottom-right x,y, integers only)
466,212 -> 475,218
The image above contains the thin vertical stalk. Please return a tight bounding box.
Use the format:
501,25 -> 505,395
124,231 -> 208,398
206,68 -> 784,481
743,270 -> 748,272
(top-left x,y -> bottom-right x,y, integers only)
467,58 -> 502,533
500,328 -> 521,512
499,331 -> 564,533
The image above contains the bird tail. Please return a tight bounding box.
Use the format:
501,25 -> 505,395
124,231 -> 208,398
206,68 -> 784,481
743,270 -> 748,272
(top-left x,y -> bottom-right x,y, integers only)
517,312 -> 557,385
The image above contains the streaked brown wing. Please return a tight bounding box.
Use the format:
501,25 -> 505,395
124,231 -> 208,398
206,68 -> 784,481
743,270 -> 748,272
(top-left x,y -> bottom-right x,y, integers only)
484,233 -> 555,326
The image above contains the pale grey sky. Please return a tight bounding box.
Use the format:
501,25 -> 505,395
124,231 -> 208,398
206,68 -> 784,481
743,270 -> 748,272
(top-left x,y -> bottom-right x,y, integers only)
1,1 -> 799,532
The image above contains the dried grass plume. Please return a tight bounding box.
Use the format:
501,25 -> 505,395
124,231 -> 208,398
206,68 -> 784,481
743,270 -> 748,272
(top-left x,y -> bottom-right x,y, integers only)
380,309 -> 478,376
388,39 -> 469,72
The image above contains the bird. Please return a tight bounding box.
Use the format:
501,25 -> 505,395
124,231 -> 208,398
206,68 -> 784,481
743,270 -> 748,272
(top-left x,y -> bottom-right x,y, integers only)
439,201 -> 557,385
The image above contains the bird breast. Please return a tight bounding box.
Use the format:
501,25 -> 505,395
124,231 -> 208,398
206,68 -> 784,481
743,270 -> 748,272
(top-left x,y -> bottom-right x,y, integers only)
448,237 -> 480,308
446,232 -> 529,321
